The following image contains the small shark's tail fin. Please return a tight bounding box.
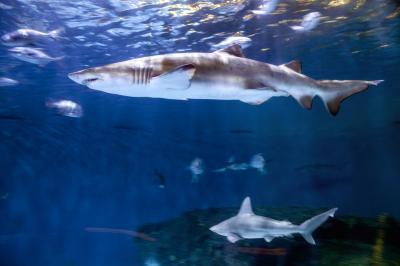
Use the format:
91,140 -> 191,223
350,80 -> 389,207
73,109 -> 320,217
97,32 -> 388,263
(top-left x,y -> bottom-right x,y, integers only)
49,28 -> 64,40
299,208 -> 337,245
317,79 -> 384,116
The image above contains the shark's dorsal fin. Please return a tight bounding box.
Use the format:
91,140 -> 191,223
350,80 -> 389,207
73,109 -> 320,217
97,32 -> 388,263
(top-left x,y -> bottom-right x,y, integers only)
238,197 -> 254,216
281,60 -> 302,73
214,44 -> 244,57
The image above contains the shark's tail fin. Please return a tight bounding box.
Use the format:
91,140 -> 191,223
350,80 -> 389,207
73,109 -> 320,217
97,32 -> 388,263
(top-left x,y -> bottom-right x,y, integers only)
299,208 -> 337,245
317,79 -> 384,116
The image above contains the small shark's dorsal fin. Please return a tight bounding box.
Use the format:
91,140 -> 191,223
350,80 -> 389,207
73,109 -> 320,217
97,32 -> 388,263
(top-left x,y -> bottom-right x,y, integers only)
282,60 -> 302,73
215,44 -> 244,57
238,197 -> 254,216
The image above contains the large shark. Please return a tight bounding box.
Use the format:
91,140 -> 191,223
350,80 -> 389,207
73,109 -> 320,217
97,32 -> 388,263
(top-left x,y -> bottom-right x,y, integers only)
209,197 -> 337,245
68,44 -> 383,115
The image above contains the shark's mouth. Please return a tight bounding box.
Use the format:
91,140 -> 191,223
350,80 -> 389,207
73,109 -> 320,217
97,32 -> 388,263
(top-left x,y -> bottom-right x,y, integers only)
83,77 -> 101,85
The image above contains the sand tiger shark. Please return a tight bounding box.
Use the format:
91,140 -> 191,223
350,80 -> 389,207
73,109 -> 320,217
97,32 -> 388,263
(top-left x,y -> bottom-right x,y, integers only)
209,197 -> 337,245
68,44 -> 383,115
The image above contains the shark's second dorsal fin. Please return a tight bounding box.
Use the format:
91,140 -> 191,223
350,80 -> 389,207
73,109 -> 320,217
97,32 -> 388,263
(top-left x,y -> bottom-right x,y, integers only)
214,44 -> 244,57
238,197 -> 254,216
281,60 -> 302,73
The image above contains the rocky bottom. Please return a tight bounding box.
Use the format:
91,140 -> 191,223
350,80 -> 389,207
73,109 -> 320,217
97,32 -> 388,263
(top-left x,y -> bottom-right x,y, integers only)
134,207 -> 400,266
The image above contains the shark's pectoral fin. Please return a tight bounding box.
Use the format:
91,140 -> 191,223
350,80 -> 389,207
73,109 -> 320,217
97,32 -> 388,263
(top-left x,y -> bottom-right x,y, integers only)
227,234 -> 242,243
214,44 -> 245,57
240,99 -> 270,105
244,80 -> 276,91
281,60 -> 302,73
152,64 -> 196,90
264,236 -> 275,242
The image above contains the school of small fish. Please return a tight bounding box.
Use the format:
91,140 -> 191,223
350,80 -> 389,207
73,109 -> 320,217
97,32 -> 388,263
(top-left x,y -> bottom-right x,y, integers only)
1,27 -> 82,117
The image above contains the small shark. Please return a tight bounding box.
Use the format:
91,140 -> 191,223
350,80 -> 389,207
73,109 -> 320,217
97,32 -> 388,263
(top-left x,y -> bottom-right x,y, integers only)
68,44 -> 383,115
9,47 -> 63,67
210,197 -> 337,245
1,28 -> 63,46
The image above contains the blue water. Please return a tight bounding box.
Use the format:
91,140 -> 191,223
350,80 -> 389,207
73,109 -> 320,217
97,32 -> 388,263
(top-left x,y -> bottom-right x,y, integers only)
0,0 -> 400,265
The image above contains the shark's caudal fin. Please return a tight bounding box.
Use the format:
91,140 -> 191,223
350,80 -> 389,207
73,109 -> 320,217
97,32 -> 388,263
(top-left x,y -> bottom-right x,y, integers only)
299,208 -> 337,245
317,80 -> 384,116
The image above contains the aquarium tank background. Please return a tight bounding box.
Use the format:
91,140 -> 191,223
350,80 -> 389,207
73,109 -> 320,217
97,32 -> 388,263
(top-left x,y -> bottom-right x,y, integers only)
0,0 -> 400,265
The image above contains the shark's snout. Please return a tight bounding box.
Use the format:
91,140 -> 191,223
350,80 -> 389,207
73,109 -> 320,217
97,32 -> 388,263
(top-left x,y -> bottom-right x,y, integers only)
68,70 -> 100,86
68,71 -> 83,84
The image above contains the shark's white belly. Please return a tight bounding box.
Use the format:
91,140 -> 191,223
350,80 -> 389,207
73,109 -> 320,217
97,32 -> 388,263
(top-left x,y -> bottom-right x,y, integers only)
88,80 -> 288,102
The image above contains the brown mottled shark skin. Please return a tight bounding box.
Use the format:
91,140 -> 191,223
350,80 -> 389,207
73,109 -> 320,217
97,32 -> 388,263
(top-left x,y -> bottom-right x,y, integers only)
68,44 -> 383,115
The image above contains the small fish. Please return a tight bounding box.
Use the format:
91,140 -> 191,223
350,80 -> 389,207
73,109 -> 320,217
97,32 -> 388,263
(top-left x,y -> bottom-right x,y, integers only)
0,114 -> 24,121
291,12 -> 322,32
0,77 -> 18,87
249,153 -> 267,173
85,227 -> 156,241
251,0 -> 279,15
188,158 -> 204,183
1,193 -> 9,200
226,245 -> 287,256
154,169 -> 166,188
212,36 -> 252,49
46,100 -> 83,118
1,28 -> 63,46
9,47 -> 63,67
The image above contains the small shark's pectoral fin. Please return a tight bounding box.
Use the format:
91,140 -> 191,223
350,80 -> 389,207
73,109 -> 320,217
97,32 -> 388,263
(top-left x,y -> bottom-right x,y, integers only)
227,234 -> 242,243
264,236 -> 275,242
281,60 -> 302,73
214,44 -> 244,57
153,64 -> 196,90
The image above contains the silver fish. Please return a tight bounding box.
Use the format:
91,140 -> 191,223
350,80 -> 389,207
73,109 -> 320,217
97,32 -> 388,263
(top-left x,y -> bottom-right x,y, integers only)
249,153 -> 266,173
46,100 -> 83,118
188,158 -> 204,183
212,36 -> 252,49
291,12 -> 322,32
251,0 -> 279,15
68,44 -> 383,116
1,28 -> 63,46
9,47 -> 63,66
0,77 -> 19,87
210,197 -> 337,245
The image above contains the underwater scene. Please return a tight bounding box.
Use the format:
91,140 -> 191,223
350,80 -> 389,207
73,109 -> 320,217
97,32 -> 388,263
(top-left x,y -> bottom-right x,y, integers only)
1,0 -> 400,265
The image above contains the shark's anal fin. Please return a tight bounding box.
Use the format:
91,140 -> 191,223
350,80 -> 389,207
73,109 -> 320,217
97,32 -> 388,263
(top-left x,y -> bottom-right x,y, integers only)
153,64 -> 196,90
214,44 -> 244,57
264,236 -> 275,242
227,234 -> 242,243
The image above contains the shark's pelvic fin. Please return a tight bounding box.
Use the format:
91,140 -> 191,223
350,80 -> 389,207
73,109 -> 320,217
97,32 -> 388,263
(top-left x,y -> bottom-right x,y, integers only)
214,44 -> 245,58
299,208 -> 338,245
153,64 -> 196,90
227,234 -> 242,243
317,80 -> 384,116
238,197 -> 254,216
281,60 -> 302,73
